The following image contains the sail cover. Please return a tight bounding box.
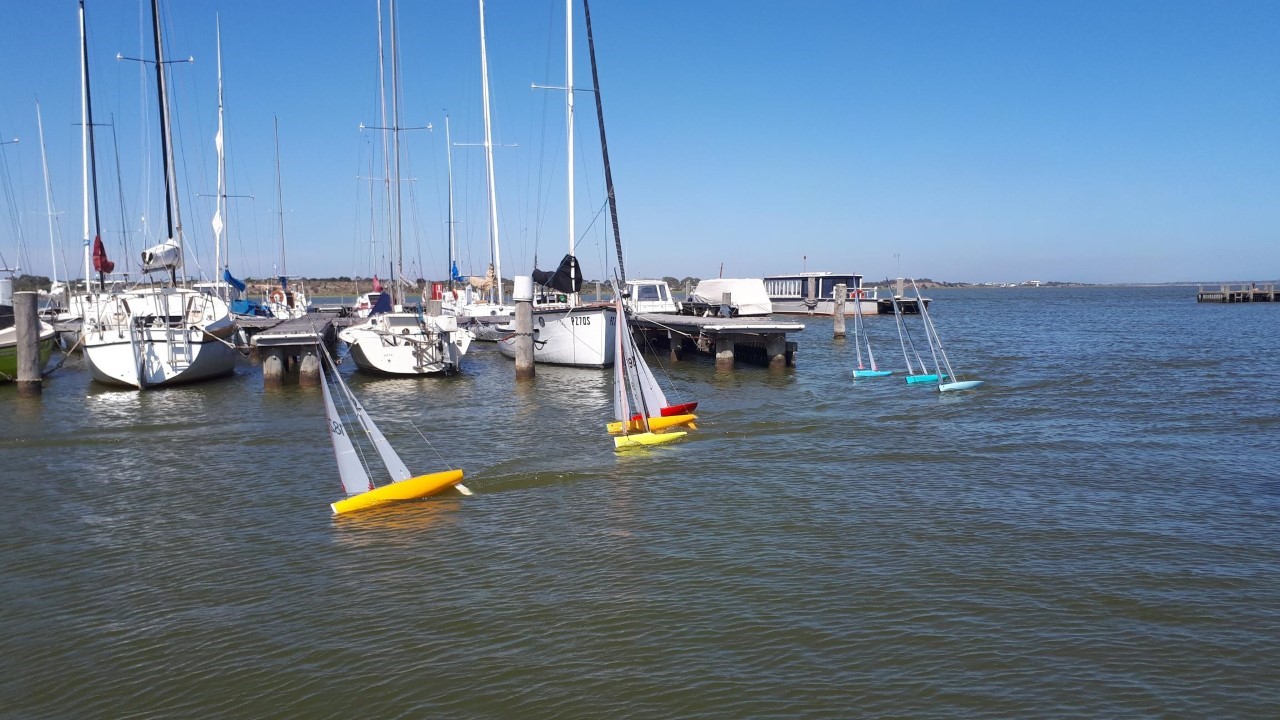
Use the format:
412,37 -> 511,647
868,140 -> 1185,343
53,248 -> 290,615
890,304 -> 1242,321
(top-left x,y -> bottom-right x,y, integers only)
141,239 -> 183,272
532,254 -> 583,294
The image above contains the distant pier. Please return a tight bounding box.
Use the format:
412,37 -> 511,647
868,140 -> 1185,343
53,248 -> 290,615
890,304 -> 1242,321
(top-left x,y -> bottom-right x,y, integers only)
1197,284 -> 1278,303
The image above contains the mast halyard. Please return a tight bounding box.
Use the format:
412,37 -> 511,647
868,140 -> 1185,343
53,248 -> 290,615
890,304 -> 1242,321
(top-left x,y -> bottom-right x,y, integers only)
213,14 -> 226,297
445,113 -> 457,291
582,0 -> 625,284
389,0 -> 404,308
478,0 -> 503,304
565,0 -> 577,305
150,0 -> 182,287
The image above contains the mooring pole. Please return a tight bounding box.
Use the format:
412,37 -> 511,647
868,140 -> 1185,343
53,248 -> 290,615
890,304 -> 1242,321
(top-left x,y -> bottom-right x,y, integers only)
513,275 -> 534,380
833,283 -> 847,338
14,292 -> 43,396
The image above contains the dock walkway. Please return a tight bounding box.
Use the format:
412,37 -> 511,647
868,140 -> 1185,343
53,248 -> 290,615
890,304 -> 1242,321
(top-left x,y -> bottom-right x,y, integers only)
632,313 -> 804,369
249,315 -> 336,385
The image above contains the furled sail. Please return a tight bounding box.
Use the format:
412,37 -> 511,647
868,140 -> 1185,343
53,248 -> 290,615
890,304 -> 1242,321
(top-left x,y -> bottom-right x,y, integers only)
532,253 -> 583,294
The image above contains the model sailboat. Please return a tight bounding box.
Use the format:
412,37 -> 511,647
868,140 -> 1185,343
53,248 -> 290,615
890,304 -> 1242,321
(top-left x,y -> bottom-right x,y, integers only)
851,286 -> 892,378
910,279 -> 982,392
610,288 -> 694,449
320,346 -> 470,515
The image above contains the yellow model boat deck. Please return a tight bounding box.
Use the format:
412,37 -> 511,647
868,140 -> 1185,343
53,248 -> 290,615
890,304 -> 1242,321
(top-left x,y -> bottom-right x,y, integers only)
331,469 -> 465,515
614,430 -> 687,450
607,413 -> 696,435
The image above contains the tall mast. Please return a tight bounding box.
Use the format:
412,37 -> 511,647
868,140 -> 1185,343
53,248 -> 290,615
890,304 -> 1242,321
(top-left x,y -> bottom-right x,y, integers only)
478,0 -> 503,304
389,0 -> 403,306
273,115 -> 286,277
212,13 -> 226,295
78,0 -> 91,290
35,102 -> 57,286
582,0 -> 624,283
150,0 -> 181,285
445,113 -> 457,290
564,0 -> 577,302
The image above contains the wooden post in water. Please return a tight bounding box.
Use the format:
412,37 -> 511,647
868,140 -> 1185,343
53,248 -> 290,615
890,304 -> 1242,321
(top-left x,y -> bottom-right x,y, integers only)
833,283 -> 847,338
14,292 -> 42,396
513,275 -> 534,380
806,276 -> 816,314
425,299 -> 443,316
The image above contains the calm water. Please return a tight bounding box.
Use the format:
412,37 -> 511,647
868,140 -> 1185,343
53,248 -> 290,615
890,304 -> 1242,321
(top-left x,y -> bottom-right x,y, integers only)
2,286 -> 1278,719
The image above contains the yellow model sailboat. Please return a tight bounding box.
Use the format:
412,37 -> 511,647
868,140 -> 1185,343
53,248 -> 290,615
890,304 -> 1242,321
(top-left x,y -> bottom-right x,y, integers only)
320,349 -> 469,515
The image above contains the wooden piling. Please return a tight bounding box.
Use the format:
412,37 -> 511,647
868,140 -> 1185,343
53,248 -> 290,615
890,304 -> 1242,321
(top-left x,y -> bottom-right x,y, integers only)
806,276 -> 817,314
832,283 -> 847,338
720,292 -> 733,317
514,276 -> 534,380
14,292 -> 42,396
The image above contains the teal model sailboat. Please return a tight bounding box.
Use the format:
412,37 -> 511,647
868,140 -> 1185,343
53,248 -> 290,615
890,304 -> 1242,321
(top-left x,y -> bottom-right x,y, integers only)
911,278 -> 982,392
851,286 -> 892,378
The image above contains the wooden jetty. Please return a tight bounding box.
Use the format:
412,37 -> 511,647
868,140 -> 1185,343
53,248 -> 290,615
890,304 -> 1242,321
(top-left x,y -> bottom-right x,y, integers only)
632,313 -> 804,370
1197,284 -> 1278,303
250,315 -> 336,386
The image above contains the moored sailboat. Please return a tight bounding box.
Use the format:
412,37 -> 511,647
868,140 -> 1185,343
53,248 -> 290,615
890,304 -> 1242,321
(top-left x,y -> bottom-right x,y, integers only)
80,0 -> 238,389
339,0 -> 474,376
497,0 -> 615,368
851,287 -> 892,378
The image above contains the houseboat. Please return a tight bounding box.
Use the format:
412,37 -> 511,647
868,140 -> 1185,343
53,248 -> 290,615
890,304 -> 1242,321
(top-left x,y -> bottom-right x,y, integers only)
764,272 -> 928,315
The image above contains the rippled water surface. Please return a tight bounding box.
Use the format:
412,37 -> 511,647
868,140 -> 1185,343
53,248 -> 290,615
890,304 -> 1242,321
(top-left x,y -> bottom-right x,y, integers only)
2,286 -> 1278,718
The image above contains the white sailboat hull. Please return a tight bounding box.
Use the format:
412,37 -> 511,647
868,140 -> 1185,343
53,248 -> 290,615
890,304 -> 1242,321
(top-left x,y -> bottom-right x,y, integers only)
339,312 -> 474,376
496,304 -> 615,367
81,288 -> 238,388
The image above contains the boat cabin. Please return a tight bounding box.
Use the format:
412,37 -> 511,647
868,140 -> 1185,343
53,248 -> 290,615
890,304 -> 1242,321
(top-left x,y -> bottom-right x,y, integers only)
624,279 -> 679,314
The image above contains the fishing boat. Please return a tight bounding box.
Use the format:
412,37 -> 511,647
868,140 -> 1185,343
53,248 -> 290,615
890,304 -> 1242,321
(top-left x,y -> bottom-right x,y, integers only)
339,0 -> 474,376
80,0 -> 238,389
319,345 -> 470,515
910,278 -> 982,392
497,0 -> 615,368
851,287 -> 892,378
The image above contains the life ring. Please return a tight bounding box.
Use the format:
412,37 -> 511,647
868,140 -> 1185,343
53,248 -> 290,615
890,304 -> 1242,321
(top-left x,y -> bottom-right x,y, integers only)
269,289 -> 285,304
401,328 -> 411,335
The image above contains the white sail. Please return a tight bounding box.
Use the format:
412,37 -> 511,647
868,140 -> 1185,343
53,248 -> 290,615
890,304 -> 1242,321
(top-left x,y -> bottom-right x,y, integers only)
628,314 -> 668,411
612,296 -> 630,424
320,360 -> 374,496
332,361 -> 412,482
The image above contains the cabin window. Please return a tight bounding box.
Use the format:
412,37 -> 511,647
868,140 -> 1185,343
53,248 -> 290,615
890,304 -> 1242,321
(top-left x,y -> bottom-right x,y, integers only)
659,285 -> 669,301
388,316 -> 418,328
637,285 -> 660,301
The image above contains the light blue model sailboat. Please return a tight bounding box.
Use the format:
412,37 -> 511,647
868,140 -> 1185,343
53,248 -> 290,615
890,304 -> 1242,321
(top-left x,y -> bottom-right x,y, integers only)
911,278 -> 983,393
851,286 -> 892,378
893,285 -> 946,385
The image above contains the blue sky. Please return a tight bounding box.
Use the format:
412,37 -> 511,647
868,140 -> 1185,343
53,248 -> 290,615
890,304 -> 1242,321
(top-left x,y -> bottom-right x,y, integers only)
1,0 -> 1276,286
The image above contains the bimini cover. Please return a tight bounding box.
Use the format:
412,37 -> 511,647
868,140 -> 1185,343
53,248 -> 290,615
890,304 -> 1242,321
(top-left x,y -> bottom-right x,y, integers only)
532,254 -> 583,294
141,239 -> 183,272
690,278 -> 773,316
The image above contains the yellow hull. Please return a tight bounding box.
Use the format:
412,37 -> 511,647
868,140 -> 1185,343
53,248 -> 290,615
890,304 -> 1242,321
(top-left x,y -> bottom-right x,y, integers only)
607,413 -> 697,435
331,469 -> 465,515
614,430 -> 687,450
